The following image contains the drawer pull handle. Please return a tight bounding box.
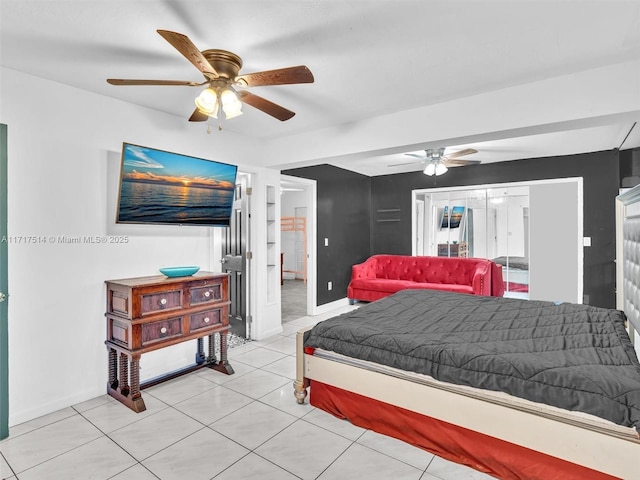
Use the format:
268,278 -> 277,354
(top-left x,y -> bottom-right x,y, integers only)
204,317 -> 210,323
204,291 -> 211,298
159,298 -> 167,306
160,327 -> 167,334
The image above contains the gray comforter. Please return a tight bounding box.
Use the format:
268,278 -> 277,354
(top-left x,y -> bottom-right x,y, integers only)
304,289 -> 640,431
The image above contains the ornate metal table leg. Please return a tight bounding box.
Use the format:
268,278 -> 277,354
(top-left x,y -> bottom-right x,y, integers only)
210,331 -> 234,375
108,347 -> 118,390
106,349 -> 146,413
128,355 -> 146,412
207,333 -> 217,364
195,337 -> 205,365
119,352 -> 129,397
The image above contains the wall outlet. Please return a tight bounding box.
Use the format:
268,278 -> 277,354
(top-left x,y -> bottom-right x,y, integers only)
583,236 -> 591,247
328,281 -> 332,290
324,238 -> 329,247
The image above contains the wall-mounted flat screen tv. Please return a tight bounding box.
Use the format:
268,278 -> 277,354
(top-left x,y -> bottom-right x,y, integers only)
116,142 -> 238,226
440,206 -> 465,229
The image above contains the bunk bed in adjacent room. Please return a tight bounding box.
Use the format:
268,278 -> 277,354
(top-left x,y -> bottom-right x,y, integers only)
281,216 -> 307,284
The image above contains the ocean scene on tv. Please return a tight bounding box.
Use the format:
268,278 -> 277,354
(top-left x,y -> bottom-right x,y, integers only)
440,206 -> 465,229
117,143 -> 238,226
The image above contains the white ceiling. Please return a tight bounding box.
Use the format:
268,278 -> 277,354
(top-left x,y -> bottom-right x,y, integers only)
2,0 -> 640,176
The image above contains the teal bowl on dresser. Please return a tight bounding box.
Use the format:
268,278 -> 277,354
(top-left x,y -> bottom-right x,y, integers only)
159,266 -> 200,277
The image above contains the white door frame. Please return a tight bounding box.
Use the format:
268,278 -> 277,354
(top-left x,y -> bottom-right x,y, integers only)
280,174 -> 318,316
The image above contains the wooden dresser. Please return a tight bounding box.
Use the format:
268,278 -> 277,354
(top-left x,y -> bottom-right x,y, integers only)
104,272 -> 234,412
437,242 -> 468,258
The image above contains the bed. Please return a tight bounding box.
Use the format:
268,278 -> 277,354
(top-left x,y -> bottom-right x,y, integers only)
293,185 -> 640,480
492,256 -> 529,297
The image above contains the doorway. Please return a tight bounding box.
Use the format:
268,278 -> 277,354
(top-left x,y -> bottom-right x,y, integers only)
280,175 -> 316,321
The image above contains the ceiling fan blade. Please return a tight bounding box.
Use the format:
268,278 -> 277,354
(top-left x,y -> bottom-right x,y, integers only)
237,91 -> 295,121
442,158 -> 482,167
107,79 -> 206,86
444,148 -> 478,160
188,108 -> 209,122
404,153 -> 427,159
156,29 -> 218,78
236,66 -> 314,87
388,161 -> 424,167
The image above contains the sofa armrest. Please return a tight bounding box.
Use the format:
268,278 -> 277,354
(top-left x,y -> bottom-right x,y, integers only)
490,262 -> 505,297
351,257 -> 378,280
471,261 -> 492,296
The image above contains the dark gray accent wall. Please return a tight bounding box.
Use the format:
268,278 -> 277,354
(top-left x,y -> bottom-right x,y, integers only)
286,150 -> 620,309
371,149 -> 620,308
282,165 -> 371,305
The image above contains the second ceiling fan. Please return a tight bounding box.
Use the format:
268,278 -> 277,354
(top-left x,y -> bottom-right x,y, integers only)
399,147 -> 480,175
107,29 -> 314,123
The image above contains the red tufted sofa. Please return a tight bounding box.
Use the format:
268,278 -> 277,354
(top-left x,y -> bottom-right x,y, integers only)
347,254 -> 504,304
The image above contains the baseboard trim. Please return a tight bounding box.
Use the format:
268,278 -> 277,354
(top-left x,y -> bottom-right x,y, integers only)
312,297 -> 350,316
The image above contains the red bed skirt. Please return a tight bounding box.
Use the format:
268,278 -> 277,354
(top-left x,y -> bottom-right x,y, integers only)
505,281 -> 529,293
309,380 -> 619,480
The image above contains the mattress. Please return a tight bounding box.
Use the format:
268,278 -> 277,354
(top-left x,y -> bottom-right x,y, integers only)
303,289 -> 640,431
493,256 -> 528,270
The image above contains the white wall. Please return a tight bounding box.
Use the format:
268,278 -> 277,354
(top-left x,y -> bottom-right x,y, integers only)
0,67 -> 280,425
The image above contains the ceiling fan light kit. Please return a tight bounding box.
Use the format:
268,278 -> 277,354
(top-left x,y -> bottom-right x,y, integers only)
106,30 -> 314,127
423,161 -> 448,176
195,87 -> 244,120
194,88 -> 219,117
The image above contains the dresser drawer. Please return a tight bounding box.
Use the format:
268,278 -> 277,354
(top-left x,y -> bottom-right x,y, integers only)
108,290 -> 130,317
107,317 -> 131,347
140,290 -> 183,315
141,317 -> 183,345
190,284 -> 222,305
189,309 -> 222,332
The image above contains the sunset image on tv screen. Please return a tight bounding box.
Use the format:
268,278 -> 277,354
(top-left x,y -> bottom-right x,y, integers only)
116,143 -> 238,226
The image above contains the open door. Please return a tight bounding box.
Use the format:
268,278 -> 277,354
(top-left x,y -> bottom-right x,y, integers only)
221,173 -> 251,338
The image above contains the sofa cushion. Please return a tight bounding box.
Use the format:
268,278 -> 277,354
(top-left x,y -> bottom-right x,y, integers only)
350,278 -> 414,294
405,282 -> 474,295
350,278 -> 474,295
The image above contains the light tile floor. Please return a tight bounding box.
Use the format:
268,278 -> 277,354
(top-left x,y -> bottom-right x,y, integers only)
0,306 -> 494,480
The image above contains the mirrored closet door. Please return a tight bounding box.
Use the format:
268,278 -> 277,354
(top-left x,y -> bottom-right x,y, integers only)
413,178 -> 583,303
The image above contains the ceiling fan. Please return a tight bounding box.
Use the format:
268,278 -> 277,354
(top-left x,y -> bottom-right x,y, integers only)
107,29 -> 314,124
392,147 -> 480,175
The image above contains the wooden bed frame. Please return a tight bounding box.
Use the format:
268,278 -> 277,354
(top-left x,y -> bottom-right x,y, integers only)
293,185 -> 640,480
